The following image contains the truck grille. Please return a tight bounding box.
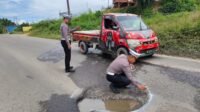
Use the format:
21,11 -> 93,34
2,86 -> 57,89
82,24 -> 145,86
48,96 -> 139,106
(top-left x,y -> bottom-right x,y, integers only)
142,40 -> 155,45
141,48 -> 155,54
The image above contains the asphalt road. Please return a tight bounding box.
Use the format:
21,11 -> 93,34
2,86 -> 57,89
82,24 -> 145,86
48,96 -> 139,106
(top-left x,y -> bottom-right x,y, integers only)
0,34 -> 83,112
0,34 -> 200,112
70,53 -> 200,112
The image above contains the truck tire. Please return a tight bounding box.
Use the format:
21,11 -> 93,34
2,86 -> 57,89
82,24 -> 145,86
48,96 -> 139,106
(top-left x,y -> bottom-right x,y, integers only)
79,41 -> 88,54
117,47 -> 128,56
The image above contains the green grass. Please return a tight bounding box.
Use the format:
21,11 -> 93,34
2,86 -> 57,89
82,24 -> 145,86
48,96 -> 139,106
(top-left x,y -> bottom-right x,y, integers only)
71,11 -> 102,30
29,11 -> 102,39
29,19 -> 62,39
144,11 -> 200,58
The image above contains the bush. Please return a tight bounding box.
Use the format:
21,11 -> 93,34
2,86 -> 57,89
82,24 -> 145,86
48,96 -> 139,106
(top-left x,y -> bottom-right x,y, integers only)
142,7 -> 155,17
71,11 -> 101,30
0,24 -> 3,33
15,23 -> 30,32
0,18 -> 15,33
158,24 -> 200,58
159,0 -> 198,13
126,6 -> 143,15
29,19 -> 62,39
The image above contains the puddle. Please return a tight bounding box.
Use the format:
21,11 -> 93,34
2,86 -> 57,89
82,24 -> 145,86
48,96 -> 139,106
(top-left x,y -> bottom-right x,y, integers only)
105,100 -> 140,112
79,99 -> 140,112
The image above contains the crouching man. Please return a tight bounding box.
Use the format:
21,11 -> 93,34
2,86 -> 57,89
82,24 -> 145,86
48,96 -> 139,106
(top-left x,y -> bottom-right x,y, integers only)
106,54 -> 146,93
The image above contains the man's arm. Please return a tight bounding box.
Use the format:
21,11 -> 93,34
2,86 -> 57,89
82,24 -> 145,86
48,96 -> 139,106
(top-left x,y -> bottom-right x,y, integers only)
122,65 -> 140,85
69,26 -> 80,33
122,65 -> 146,90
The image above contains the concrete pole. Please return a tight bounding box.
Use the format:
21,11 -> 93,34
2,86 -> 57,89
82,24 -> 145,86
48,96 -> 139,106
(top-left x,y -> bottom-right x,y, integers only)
66,0 -> 71,15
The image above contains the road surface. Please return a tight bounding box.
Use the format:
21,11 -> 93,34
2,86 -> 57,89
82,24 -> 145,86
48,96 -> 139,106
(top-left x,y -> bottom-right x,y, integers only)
0,34 -> 83,112
0,34 -> 199,112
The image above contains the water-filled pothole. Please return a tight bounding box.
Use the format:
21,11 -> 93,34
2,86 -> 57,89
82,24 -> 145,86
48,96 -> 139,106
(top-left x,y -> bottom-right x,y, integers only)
78,87 -> 149,112
79,99 -> 140,112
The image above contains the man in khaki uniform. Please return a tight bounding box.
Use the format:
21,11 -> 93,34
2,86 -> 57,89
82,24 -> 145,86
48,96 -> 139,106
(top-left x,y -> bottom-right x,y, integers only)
60,15 -> 79,73
106,54 -> 146,93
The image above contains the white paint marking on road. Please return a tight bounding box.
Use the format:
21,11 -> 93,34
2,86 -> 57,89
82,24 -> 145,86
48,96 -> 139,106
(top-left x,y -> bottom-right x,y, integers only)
133,89 -> 154,112
70,88 -> 84,99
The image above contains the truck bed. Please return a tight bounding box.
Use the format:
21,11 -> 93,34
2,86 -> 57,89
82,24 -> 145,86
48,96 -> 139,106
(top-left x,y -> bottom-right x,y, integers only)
73,30 -> 100,36
72,30 -> 100,42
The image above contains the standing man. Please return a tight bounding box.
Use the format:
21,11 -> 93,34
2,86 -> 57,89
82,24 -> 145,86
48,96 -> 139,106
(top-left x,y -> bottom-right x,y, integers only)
60,15 -> 79,73
106,54 -> 146,93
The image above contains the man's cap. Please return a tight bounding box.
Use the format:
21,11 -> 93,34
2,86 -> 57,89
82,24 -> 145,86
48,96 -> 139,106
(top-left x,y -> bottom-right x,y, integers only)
63,14 -> 72,19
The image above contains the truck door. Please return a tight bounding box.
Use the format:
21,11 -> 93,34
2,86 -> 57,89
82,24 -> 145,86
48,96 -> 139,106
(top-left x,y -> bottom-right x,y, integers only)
100,16 -> 118,51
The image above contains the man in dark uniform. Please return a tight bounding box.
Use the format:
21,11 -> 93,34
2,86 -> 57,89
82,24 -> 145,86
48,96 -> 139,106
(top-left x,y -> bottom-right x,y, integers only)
106,54 -> 146,93
60,15 -> 79,73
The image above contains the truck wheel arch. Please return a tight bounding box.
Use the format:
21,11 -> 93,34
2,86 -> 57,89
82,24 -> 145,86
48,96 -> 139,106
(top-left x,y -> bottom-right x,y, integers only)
79,41 -> 88,54
116,46 -> 129,56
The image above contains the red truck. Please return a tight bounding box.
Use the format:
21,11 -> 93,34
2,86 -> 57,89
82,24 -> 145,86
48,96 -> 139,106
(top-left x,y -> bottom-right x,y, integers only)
72,13 -> 159,58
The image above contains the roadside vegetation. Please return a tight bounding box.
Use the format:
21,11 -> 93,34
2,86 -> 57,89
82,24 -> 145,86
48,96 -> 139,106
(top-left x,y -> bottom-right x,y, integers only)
29,19 -> 62,39
21,0 -> 200,58
0,18 -> 15,34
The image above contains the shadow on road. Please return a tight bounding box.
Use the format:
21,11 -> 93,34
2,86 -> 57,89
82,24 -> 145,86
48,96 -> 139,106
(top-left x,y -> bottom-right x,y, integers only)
39,94 -> 79,112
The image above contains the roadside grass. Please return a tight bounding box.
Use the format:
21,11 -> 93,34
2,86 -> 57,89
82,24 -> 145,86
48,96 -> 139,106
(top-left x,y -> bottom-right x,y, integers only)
29,19 -> 61,39
144,11 -> 200,34
71,11 -> 102,30
145,11 -> 200,58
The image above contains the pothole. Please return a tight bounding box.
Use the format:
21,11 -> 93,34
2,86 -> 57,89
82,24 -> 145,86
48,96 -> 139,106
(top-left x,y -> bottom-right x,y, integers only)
78,86 -> 150,112
79,99 -> 139,112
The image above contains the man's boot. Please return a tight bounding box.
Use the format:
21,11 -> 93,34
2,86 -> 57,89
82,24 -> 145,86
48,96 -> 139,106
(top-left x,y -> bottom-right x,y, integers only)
110,83 -> 120,94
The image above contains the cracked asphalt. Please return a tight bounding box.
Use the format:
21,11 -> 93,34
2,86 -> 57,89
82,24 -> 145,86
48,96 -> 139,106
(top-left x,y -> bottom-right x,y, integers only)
0,34 -> 199,112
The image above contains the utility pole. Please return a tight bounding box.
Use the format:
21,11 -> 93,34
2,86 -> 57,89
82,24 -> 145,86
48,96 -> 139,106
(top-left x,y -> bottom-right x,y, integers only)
108,0 -> 109,8
66,0 -> 71,15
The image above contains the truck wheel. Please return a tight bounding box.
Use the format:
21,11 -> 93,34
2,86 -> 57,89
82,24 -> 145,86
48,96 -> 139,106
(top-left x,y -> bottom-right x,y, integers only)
117,47 -> 128,56
79,41 -> 88,54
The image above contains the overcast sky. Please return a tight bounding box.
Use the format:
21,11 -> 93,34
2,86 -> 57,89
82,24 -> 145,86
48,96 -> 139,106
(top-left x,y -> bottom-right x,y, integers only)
0,0 -> 112,24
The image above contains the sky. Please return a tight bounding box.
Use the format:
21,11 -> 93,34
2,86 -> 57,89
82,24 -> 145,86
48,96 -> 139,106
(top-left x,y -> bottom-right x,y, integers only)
0,0 -> 112,24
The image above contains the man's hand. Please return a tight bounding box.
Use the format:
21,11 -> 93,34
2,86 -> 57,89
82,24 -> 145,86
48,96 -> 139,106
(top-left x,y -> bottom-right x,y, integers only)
68,44 -> 71,49
137,84 -> 147,91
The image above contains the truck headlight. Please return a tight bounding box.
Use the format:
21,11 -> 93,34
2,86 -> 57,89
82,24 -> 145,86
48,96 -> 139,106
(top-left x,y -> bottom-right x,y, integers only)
127,40 -> 141,49
155,37 -> 158,42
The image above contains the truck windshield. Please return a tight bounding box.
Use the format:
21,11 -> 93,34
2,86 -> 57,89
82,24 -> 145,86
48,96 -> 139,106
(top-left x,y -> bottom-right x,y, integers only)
116,16 -> 148,31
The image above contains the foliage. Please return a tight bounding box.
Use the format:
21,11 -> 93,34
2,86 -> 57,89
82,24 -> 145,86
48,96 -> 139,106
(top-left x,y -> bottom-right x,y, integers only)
159,0 -> 198,13
144,11 -> 200,58
0,24 -> 3,33
29,19 -> 62,39
15,23 -> 30,32
0,18 -> 15,34
71,11 -> 102,30
137,0 -> 154,8
28,5 -> 200,58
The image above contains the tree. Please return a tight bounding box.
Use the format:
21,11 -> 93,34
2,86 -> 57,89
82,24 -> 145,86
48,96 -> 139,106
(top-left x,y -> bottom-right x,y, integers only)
137,0 -> 154,8
0,18 -> 15,33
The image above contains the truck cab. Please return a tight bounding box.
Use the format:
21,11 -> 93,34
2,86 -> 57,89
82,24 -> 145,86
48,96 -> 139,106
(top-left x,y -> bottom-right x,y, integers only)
72,13 -> 159,57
